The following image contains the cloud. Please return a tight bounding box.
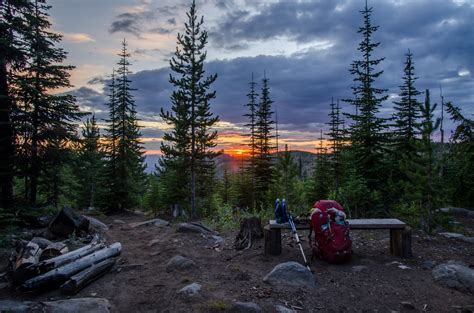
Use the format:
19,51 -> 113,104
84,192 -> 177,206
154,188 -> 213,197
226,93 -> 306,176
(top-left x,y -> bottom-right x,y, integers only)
61,32 -> 95,43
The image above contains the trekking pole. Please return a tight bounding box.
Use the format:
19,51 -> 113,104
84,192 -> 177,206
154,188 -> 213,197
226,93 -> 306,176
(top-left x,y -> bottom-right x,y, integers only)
288,213 -> 311,271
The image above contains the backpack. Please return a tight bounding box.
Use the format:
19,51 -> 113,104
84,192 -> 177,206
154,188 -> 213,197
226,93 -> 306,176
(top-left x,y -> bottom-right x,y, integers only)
309,200 -> 352,264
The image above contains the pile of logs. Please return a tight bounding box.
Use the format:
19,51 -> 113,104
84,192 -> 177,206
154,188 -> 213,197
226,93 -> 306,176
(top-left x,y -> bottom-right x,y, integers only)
13,236 -> 121,294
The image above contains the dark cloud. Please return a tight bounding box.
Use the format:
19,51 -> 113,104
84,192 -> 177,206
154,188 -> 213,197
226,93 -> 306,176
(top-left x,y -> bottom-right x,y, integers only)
167,18 -> 176,25
87,76 -> 106,85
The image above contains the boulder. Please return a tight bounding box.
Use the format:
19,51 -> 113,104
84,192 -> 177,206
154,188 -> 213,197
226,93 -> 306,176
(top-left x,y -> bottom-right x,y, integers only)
85,216 -> 109,234
129,218 -> 170,228
432,261 -> 474,295
275,305 -> 296,313
166,255 -> 196,272
178,282 -> 201,297
439,232 -> 474,244
229,301 -> 262,313
0,298 -> 110,313
263,262 -> 316,289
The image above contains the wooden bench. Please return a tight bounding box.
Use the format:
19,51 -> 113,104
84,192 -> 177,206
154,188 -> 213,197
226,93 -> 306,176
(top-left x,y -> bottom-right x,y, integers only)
264,218 -> 412,258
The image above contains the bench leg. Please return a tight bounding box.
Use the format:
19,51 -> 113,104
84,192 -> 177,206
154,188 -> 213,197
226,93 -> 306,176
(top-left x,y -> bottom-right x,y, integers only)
264,226 -> 281,255
390,227 -> 412,258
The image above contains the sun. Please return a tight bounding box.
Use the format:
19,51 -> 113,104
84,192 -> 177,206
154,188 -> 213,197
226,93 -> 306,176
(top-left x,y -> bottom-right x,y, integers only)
226,148 -> 251,157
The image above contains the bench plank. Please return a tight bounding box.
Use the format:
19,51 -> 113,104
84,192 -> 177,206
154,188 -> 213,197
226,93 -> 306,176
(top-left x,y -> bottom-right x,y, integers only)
269,218 -> 406,230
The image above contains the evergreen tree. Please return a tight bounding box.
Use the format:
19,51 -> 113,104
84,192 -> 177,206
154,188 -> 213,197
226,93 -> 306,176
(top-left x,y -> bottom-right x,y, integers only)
0,0 -> 31,211
243,73 -> 258,209
104,40 -> 145,211
392,50 -> 421,155
273,145 -> 299,206
343,1 -> 388,191
254,74 -> 275,207
15,0 -> 83,207
161,0 -> 218,217
308,131 -> 331,202
78,115 -> 104,209
325,98 -> 344,194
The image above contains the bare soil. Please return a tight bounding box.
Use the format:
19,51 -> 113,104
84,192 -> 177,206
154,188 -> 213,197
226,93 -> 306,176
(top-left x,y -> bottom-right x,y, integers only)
1,212 -> 473,312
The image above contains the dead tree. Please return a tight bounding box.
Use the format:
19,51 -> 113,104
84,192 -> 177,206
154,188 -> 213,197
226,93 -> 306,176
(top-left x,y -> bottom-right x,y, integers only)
13,241 -> 42,284
234,217 -> 263,250
39,242 -> 69,261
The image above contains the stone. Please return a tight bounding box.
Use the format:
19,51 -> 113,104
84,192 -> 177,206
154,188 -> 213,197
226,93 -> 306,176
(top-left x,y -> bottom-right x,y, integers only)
229,301 -> 262,313
400,301 -> 415,309
432,261 -> 474,295
0,298 -> 110,313
129,218 -> 169,228
263,261 -> 316,289
85,216 -> 109,234
351,265 -> 368,273
176,222 -> 216,235
421,260 -> 436,270
166,255 -> 196,272
178,282 -> 201,297
275,304 -> 296,313
439,232 -> 474,244
212,235 -> 224,244
113,219 -> 125,225
439,207 -> 474,218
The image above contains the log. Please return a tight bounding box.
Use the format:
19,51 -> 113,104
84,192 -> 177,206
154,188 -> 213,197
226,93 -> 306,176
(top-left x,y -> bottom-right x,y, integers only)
39,242 -> 69,261
60,258 -> 116,295
31,237 -> 54,249
48,206 -> 90,238
13,241 -> 42,284
234,217 -> 263,250
22,242 -> 122,291
264,225 -> 281,255
30,239 -> 105,273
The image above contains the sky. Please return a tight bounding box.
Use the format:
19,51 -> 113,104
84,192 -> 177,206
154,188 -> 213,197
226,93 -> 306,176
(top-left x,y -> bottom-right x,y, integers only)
48,0 -> 474,155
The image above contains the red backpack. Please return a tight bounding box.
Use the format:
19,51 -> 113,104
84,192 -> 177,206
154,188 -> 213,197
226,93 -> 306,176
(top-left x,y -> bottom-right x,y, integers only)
309,200 -> 352,264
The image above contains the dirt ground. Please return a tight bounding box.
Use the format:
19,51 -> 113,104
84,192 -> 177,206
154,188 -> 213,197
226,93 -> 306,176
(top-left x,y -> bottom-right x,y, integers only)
1,212 -> 473,312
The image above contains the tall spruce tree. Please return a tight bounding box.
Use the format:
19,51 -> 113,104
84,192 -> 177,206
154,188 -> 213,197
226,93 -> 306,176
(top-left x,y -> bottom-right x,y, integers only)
160,0 -> 218,217
104,40 -> 145,211
0,0 -> 31,211
254,73 -> 275,207
244,73 -> 258,209
15,0 -> 83,207
344,1 -> 388,190
326,98 -> 344,193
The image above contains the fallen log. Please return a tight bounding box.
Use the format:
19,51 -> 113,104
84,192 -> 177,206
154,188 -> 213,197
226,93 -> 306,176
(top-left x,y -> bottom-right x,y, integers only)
22,242 -> 121,291
49,206 -> 90,238
31,237 -> 54,249
60,258 -> 116,295
30,238 -> 104,273
39,242 -> 69,261
13,241 -> 42,284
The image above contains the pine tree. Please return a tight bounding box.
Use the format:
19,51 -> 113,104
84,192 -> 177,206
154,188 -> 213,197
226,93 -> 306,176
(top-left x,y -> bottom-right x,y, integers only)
0,0 -> 31,211
15,0 -> 83,207
392,50 -> 421,155
273,145 -> 299,206
78,115 -> 104,209
104,40 -> 145,211
243,73 -> 258,209
309,131 -> 331,201
161,0 -> 218,217
254,73 -> 275,207
326,98 -> 344,193
343,1 -> 388,190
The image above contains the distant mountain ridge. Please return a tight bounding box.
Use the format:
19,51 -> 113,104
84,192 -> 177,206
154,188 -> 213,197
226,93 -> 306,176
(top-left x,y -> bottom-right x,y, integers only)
145,150 -> 318,177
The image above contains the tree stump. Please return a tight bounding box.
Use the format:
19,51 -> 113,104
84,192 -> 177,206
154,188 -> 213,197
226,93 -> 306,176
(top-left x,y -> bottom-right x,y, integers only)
264,226 -> 281,255
390,226 -> 412,258
234,217 -> 263,250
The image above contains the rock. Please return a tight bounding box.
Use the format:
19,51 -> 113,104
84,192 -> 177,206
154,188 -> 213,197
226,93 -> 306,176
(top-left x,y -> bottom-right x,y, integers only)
440,207 -> 474,218
275,305 -> 296,313
229,301 -> 262,313
432,261 -> 474,295
85,216 -> 109,234
129,218 -> 170,228
113,219 -> 125,225
212,235 -> 224,244
30,237 -> 53,249
263,261 -> 316,289
166,255 -> 196,272
400,301 -> 415,309
176,222 -> 216,235
421,260 -> 436,270
351,265 -> 368,273
178,282 -> 201,297
0,298 -> 110,313
148,238 -> 160,247
439,232 -> 474,243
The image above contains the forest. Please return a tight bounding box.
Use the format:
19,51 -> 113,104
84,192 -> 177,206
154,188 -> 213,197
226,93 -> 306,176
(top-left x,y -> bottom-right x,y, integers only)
0,0 -> 473,312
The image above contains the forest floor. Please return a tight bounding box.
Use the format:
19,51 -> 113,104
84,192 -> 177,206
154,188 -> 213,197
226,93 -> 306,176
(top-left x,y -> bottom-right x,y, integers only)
1,212 -> 473,312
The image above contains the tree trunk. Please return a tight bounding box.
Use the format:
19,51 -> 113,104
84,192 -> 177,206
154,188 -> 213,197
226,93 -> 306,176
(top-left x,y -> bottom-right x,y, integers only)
22,242 -> 121,291
13,241 -> 42,284
39,242 -> 69,261
60,258 -> 116,295
48,206 -> 90,238
31,239 -> 105,273
234,217 -> 263,250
